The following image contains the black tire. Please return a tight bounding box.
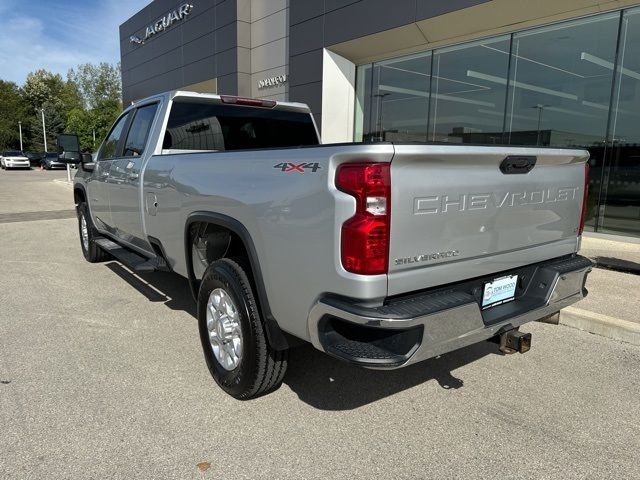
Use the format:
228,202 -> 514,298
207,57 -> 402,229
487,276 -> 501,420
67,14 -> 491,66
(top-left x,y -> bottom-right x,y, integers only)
198,258 -> 288,399
77,202 -> 109,263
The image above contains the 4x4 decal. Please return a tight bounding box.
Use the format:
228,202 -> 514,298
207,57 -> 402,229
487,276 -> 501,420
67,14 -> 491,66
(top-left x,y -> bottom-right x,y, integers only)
273,162 -> 322,173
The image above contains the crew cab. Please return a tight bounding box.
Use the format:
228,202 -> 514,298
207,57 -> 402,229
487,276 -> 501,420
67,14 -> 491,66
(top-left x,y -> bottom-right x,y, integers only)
57,91 -> 593,399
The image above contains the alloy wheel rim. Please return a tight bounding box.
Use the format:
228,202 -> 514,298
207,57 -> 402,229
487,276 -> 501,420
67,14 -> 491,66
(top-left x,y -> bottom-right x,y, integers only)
80,214 -> 89,251
206,288 -> 243,371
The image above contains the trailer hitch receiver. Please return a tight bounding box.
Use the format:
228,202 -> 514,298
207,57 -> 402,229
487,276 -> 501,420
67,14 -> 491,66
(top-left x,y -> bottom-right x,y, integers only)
499,329 -> 532,354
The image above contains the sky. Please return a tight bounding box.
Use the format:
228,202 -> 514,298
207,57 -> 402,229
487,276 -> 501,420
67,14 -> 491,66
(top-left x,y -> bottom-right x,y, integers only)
0,0 -> 151,85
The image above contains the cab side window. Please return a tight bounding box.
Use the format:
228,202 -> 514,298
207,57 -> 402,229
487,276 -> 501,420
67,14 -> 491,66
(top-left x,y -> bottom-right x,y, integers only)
123,103 -> 159,157
99,112 -> 130,161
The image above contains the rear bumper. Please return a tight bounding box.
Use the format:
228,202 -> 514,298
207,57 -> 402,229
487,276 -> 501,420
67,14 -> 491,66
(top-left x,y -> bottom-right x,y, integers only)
307,255 -> 593,368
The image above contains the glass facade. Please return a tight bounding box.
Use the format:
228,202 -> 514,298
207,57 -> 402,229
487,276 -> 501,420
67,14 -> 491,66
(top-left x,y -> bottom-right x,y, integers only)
355,7 -> 640,237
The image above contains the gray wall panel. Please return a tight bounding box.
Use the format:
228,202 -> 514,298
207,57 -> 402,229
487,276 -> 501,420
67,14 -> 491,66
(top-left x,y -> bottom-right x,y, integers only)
323,0 -> 416,46
215,0 -> 237,28
288,49 -> 323,87
289,82 -> 322,113
251,37 -> 288,74
251,0 -> 287,22
183,56 -> 217,86
183,32 -> 216,65
124,47 -> 183,86
289,16 -> 323,57
251,8 -> 288,47
215,48 -> 238,77
214,22 -> 237,53
182,5 -> 217,44
217,73 -> 238,95
324,0 -> 361,13
289,0 -> 324,26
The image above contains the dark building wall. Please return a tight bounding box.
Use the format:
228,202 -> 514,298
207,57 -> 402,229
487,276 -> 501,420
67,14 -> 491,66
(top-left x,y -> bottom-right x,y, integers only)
287,0 -> 491,128
120,0 -> 239,104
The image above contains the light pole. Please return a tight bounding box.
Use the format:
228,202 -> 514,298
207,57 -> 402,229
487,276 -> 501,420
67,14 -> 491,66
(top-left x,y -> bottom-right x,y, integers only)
18,121 -> 23,151
40,108 -> 48,152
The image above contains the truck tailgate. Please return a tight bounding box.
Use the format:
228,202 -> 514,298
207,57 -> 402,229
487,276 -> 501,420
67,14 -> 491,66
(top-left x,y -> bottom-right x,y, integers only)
388,144 -> 588,296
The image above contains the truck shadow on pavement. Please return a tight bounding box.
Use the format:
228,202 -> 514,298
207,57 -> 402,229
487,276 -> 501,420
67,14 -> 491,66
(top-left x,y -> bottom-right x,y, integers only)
105,261 -> 503,410
105,262 -> 197,316
284,341 -> 500,410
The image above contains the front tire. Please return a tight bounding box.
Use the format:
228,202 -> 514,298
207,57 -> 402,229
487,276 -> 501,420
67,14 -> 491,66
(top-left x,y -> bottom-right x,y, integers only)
77,202 -> 108,263
198,258 -> 288,399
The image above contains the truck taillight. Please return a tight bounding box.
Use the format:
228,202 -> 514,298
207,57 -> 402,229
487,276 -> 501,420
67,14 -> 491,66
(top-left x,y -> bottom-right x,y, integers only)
336,162 -> 391,275
579,162 -> 590,236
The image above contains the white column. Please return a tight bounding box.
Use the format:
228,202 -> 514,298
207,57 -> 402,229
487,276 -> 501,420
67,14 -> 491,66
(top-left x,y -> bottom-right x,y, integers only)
321,49 -> 356,144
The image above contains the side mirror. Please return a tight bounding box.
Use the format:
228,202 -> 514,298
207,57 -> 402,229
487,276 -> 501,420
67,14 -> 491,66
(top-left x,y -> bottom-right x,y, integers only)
56,134 -> 81,164
80,152 -> 95,172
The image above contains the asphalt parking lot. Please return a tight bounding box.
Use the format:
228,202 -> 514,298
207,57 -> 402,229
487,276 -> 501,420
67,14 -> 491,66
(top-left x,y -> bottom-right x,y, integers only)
1,169 -> 639,479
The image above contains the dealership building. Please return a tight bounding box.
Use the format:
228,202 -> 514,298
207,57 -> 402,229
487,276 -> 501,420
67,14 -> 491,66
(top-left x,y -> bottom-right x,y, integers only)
120,0 -> 640,237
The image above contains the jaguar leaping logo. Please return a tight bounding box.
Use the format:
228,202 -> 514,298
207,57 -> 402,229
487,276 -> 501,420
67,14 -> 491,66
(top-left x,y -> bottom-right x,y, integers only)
130,35 -> 144,45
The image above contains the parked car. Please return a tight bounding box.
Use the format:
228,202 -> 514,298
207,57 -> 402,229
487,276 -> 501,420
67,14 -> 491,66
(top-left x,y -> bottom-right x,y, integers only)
24,151 -> 43,167
0,150 -> 30,169
41,152 -> 66,170
60,91 -> 593,400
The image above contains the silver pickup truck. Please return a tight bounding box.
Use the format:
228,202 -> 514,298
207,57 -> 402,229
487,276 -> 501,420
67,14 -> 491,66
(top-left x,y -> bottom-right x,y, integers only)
58,90 -> 593,399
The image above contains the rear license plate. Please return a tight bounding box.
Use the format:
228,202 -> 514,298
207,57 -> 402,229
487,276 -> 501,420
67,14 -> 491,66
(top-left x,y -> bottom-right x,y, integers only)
482,275 -> 518,309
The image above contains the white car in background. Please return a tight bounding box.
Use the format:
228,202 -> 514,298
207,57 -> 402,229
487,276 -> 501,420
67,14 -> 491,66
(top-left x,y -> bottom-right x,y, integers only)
1,150 -> 31,169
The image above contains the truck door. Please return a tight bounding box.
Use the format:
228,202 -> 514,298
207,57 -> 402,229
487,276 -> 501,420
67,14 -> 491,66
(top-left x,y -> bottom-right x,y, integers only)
86,111 -> 132,231
108,102 -> 159,252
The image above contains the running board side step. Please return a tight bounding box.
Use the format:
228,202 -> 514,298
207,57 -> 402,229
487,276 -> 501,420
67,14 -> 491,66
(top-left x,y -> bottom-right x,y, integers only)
94,238 -> 170,272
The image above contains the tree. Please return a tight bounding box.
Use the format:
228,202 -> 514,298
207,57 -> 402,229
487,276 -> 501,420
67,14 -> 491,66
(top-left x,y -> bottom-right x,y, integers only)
22,69 -> 82,150
68,63 -> 121,109
66,107 -> 94,152
64,63 -> 122,152
30,101 -> 65,152
0,80 -> 30,150
22,69 -> 66,110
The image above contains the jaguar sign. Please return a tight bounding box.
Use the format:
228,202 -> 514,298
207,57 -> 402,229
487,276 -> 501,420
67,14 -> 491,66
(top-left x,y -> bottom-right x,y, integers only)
130,4 -> 193,45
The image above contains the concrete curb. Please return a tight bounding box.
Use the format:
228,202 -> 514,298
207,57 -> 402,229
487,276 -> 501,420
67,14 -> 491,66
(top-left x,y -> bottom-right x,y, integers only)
560,307 -> 640,346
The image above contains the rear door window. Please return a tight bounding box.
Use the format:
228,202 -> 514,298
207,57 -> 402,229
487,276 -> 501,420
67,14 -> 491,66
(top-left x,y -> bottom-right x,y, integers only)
163,100 -> 319,152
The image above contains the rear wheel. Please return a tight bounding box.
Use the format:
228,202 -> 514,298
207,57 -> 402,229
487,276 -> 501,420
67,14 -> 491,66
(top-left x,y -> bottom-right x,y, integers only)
198,258 -> 288,399
77,202 -> 108,263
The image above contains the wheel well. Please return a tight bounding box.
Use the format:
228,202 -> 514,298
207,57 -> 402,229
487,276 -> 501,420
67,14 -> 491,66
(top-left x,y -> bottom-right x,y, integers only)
188,222 -> 249,275
74,187 -> 86,206
185,216 -> 290,351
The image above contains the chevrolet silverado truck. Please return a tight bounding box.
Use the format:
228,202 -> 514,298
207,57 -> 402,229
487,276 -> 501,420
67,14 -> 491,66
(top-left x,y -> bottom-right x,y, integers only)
57,91 -> 593,400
